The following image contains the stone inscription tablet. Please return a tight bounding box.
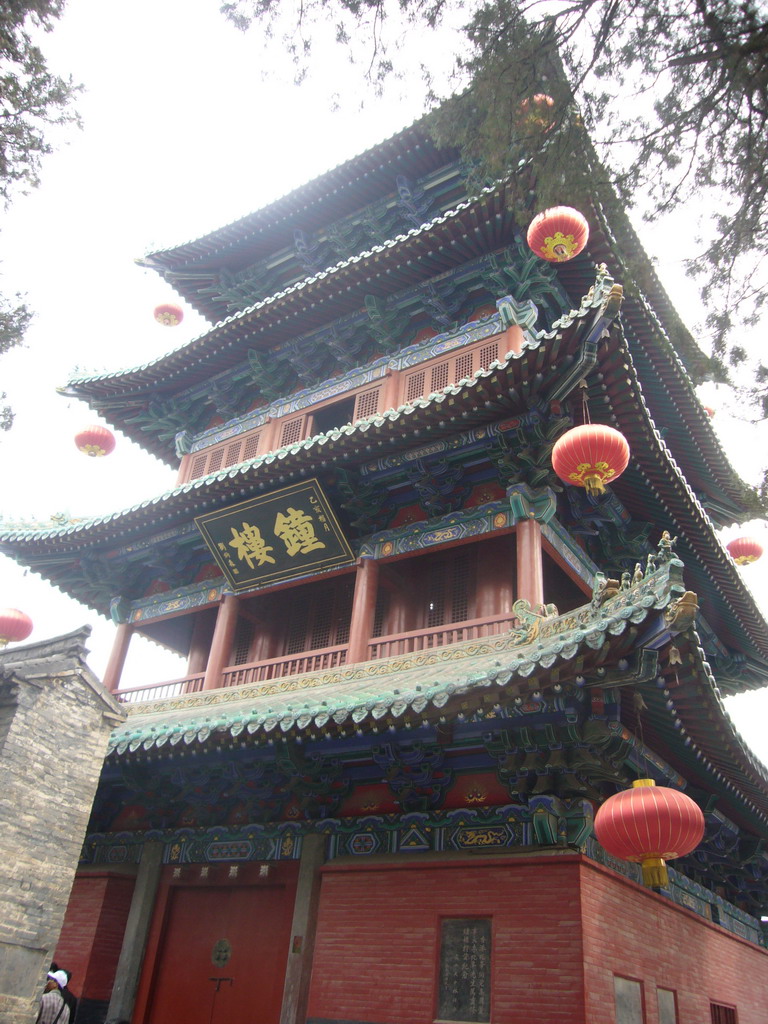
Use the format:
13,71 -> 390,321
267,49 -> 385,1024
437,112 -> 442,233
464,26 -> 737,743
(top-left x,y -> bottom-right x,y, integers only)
437,918 -> 491,1022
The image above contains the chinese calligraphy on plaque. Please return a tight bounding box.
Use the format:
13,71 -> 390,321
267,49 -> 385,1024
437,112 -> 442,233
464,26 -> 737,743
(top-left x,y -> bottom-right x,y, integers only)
195,480 -> 354,591
437,918 -> 491,1023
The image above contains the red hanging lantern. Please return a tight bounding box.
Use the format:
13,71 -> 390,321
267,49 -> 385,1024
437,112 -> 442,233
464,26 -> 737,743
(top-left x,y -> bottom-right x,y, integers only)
517,94 -> 556,133
75,424 -> 116,457
527,206 -> 589,262
703,405 -> 716,419
594,778 -> 705,887
0,608 -> 33,648
154,303 -> 184,326
552,423 -> 630,496
727,535 -> 763,565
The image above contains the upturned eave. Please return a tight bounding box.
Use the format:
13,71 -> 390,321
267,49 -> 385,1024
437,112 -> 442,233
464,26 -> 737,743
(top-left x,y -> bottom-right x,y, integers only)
138,119 -> 459,322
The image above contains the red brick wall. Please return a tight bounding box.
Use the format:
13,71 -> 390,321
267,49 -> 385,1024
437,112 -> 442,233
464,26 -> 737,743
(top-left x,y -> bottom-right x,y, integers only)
54,854 -> 768,1023
308,854 -> 768,1024
54,871 -> 135,1002
580,859 -> 768,1024
307,854 -> 587,1024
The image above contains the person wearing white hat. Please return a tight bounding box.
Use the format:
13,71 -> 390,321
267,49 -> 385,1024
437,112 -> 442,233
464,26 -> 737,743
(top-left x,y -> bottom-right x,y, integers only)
36,970 -> 70,1024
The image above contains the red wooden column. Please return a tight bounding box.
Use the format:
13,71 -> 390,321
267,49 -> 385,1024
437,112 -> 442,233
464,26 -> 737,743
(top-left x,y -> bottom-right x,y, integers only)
102,622 -> 133,693
516,518 -> 544,609
346,558 -> 379,664
202,593 -> 239,691
105,843 -> 163,1022
186,611 -> 211,675
279,834 -> 325,1024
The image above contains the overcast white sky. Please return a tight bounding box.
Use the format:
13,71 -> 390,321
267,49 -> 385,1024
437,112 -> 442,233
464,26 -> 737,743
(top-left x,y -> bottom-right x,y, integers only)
2,0 -> 768,761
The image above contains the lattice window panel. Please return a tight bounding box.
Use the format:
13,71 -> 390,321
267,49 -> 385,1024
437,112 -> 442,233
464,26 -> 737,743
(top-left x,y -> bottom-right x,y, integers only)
454,351 -> 474,384
279,415 -> 306,448
309,593 -> 334,650
430,361 -> 450,392
372,589 -> 388,638
450,552 -> 472,622
242,431 -> 262,460
284,596 -> 310,655
231,616 -> 255,666
426,566 -> 447,628
353,386 -> 382,421
479,339 -> 500,369
282,580 -> 354,655
189,453 -> 208,480
226,441 -> 243,466
404,370 -> 426,404
334,579 -> 354,646
401,337 -> 505,405
182,426 -> 265,483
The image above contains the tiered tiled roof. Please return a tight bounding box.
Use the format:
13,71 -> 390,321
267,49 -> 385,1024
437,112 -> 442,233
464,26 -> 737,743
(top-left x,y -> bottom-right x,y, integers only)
64,176 -> 754,529
7,269 -> 767,688
138,119 -> 460,322
64,184 -> 519,443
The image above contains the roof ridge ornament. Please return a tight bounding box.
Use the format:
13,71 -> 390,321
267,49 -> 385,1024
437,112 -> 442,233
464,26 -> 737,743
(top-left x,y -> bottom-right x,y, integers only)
495,294 -> 539,332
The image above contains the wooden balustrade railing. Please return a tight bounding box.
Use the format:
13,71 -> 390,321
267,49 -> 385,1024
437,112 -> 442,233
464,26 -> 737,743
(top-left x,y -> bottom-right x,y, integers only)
114,615 -> 518,705
220,644 -> 349,688
367,613 -> 519,660
115,673 -> 205,704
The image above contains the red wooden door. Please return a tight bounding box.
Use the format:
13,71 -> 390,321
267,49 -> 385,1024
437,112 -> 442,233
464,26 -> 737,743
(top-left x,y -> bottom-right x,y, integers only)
144,883 -> 292,1024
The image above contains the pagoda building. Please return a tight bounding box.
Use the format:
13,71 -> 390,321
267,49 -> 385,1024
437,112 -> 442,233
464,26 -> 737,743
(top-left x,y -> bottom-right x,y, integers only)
3,118 -> 768,1024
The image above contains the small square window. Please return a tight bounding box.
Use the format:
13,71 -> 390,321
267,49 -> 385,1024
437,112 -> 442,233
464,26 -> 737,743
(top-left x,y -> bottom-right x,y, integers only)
242,431 -> 262,460
279,416 -> 305,447
405,369 -> 426,403
354,386 -> 381,420
189,453 -> 208,480
710,1003 -> 737,1024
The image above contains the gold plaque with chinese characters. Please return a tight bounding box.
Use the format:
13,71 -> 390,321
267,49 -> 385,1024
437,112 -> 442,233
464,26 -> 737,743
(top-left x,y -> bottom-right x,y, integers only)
195,479 -> 354,591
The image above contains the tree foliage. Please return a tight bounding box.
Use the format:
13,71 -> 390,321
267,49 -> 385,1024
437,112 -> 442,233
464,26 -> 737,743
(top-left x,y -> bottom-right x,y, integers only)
1,0 -> 79,203
222,0 -> 768,399
0,294 -> 32,429
0,0 -> 80,428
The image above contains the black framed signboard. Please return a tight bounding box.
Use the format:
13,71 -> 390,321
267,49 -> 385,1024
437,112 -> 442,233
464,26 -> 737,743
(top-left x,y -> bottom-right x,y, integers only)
195,479 -> 355,592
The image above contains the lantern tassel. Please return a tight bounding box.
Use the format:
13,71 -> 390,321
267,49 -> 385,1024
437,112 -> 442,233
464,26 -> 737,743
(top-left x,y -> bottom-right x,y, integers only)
641,857 -> 669,888
583,473 -> 606,497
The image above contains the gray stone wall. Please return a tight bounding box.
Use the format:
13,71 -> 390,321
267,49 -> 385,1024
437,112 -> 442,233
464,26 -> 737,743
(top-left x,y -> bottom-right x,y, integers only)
0,628 -> 124,1024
